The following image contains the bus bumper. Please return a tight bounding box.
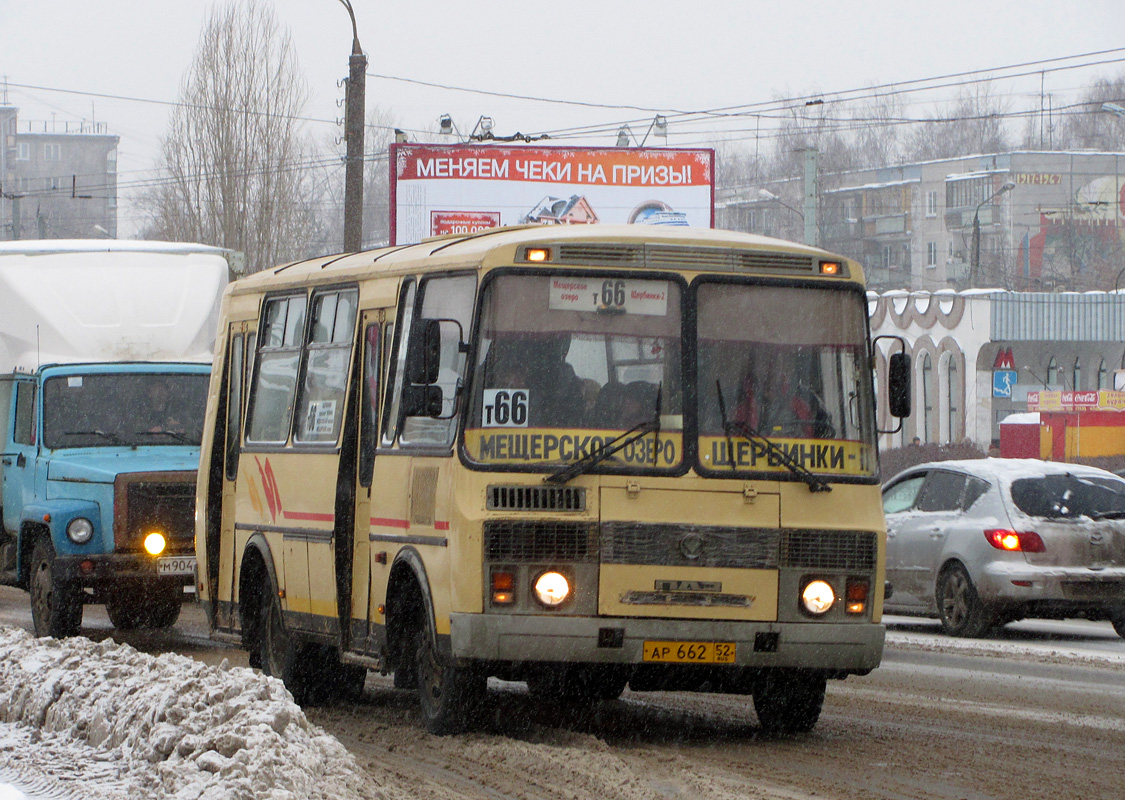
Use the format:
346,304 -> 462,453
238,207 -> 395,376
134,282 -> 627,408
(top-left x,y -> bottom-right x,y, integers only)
450,613 -> 884,673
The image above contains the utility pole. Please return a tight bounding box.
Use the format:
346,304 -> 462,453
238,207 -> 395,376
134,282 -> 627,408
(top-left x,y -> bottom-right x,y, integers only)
802,148 -> 818,247
339,1 -> 366,252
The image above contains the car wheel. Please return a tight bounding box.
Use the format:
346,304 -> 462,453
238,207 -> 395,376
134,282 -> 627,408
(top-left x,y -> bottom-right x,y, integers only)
29,539 -> 83,639
415,611 -> 485,735
1111,611 -> 1125,639
752,670 -> 826,734
937,564 -> 995,637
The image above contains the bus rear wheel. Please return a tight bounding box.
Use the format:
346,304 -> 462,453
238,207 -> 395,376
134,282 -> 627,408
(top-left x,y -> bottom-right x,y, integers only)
259,588 -> 312,704
29,539 -> 82,639
415,615 -> 485,735
752,670 -> 826,734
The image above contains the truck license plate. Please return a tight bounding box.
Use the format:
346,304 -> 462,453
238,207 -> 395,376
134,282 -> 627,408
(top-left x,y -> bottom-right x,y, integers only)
642,641 -> 736,664
157,556 -> 196,576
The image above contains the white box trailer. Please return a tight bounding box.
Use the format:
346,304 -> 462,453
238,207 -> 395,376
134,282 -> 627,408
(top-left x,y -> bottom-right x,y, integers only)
0,240 -> 230,637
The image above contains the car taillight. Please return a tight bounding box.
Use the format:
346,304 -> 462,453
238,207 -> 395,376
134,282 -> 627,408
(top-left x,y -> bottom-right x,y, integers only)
984,529 -> 1045,553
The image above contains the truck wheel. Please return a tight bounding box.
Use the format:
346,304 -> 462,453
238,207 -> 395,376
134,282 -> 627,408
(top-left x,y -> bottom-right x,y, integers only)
415,611 -> 485,735
29,540 -> 83,639
259,588 -> 311,704
106,586 -> 182,630
752,670 -> 826,734
1111,610 -> 1125,639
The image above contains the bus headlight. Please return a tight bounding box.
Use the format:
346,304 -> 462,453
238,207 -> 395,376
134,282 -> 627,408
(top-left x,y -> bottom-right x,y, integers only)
801,580 -> 835,615
66,517 -> 94,544
533,571 -> 570,607
143,532 -> 167,556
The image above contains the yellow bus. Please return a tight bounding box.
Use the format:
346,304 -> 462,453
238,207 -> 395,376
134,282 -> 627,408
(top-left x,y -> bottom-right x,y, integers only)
195,224 -> 909,735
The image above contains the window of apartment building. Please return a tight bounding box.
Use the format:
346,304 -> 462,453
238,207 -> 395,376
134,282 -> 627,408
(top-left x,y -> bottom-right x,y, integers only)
16,142 -> 30,161
43,143 -> 61,161
1098,359 -> 1108,390
47,176 -> 61,191
1046,357 -> 1058,386
946,177 -> 990,210
927,242 -> 938,267
882,245 -> 895,268
926,191 -> 938,217
1072,358 -> 1081,391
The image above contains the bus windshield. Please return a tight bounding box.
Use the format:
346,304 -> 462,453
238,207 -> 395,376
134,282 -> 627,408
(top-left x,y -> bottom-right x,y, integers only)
695,281 -> 876,478
464,273 -> 684,472
43,372 -> 210,449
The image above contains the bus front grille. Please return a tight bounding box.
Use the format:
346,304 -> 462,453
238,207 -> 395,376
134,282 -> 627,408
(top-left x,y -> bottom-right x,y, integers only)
484,521 -> 599,563
780,530 -> 878,571
486,485 -> 586,512
600,523 -> 779,569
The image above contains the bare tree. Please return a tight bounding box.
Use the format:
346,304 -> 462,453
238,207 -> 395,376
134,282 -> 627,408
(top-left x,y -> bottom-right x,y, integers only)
905,82 -> 1011,161
141,0 -> 317,273
1055,74 -> 1125,150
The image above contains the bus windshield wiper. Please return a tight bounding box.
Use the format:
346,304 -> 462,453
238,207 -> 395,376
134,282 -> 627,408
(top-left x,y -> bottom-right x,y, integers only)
715,380 -> 831,493
64,429 -> 125,445
545,385 -> 662,485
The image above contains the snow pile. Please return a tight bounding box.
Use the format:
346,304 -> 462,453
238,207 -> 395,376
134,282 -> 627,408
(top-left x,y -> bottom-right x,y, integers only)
0,626 -> 370,800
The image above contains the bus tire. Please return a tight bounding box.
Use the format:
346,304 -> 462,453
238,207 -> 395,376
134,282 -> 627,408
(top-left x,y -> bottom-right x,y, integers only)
752,670 -> 826,734
415,613 -> 485,735
29,539 -> 82,639
259,588 -> 311,704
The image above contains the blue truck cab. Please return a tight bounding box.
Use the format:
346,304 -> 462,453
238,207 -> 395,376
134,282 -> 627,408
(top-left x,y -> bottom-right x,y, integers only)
0,239 -> 231,637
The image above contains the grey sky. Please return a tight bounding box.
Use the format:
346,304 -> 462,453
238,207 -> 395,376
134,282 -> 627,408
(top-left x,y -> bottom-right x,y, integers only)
3,0 -> 1125,233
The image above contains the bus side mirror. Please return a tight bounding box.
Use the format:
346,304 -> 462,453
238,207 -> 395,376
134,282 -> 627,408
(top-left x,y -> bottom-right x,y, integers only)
401,384 -> 444,418
888,352 -> 911,418
406,319 -> 442,385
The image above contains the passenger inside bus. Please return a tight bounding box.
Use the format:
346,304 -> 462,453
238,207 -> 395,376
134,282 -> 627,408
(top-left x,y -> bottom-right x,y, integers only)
733,351 -> 833,438
483,336 -> 584,427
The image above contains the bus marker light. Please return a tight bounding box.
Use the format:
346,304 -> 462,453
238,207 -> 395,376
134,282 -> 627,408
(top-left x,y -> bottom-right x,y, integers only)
492,570 -> 516,604
526,247 -> 551,262
819,261 -> 841,275
846,579 -> 868,614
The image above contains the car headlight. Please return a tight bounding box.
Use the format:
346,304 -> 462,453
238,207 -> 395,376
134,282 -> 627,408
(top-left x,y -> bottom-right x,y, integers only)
66,517 -> 94,544
801,579 -> 836,615
533,571 -> 570,607
144,532 -> 167,556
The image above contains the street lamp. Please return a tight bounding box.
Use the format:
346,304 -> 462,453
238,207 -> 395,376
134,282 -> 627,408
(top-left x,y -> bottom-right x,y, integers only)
969,181 -> 1015,288
758,188 -> 804,218
337,0 -> 366,252
1101,102 -> 1125,119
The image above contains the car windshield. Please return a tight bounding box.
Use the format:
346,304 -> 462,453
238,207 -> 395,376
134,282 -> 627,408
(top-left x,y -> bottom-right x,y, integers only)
695,281 -> 877,478
1009,473 -> 1125,519
43,372 -> 210,449
463,273 -> 683,472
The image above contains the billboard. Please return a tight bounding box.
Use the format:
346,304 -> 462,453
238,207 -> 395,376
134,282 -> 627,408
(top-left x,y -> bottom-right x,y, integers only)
389,143 -> 714,245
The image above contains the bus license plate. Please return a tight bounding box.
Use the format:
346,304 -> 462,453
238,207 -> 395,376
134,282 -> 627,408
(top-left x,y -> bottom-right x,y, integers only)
643,641 -> 736,664
157,556 -> 196,576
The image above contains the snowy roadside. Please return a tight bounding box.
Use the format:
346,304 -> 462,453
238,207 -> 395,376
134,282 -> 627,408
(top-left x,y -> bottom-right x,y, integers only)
0,626 -> 381,800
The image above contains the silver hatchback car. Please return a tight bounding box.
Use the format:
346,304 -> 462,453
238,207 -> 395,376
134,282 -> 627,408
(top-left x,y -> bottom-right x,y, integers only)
882,458 -> 1125,637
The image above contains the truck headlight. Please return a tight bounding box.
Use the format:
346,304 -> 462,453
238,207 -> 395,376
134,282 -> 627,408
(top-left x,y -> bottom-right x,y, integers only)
66,517 -> 94,544
533,571 -> 570,607
801,579 -> 836,615
144,532 -> 167,556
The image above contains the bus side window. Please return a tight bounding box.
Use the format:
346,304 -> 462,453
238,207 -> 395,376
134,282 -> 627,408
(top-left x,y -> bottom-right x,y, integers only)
381,280 -> 416,447
399,274 -> 476,448
294,288 -> 358,444
247,295 -> 307,444
359,323 -> 380,487
224,334 -> 243,480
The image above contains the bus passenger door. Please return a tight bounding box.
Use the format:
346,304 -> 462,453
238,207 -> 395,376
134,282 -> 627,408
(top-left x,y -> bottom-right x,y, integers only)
215,328 -> 247,631
347,315 -> 382,654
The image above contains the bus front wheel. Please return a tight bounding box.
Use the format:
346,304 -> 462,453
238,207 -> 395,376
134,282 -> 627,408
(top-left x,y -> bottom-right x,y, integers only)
415,615 -> 485,735
259,589 -> 311,704
752,670 -> 826,734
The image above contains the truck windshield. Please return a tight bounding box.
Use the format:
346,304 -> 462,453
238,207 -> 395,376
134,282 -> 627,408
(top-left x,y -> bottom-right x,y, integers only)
695,281 -> 877,478
463,273 -> 683,472
43,373 -> 210,449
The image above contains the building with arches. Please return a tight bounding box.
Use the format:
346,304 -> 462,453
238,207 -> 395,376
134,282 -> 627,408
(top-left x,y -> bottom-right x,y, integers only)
870,290 -> 1125,452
